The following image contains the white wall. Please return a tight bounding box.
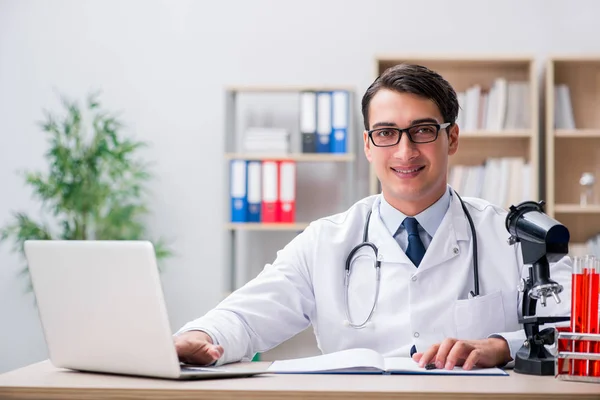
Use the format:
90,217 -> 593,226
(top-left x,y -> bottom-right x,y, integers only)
1,0 -> 599,373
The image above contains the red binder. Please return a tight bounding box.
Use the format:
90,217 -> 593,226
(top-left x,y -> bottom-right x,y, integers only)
261,160 -> 280,223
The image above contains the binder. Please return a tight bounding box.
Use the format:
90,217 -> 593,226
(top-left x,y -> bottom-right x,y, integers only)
300,91 -> 317,153
230,160 -> 247,222
261,160 -> 279,223
278,161 -> 296,223
331,90 -> 349,153
246,161 -> 262,222
316,91 -> 332,153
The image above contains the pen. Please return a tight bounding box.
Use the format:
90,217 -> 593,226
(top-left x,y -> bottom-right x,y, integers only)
411,345 -> 437,369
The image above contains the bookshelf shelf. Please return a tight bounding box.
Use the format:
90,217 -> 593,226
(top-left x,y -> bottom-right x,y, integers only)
554,204 -> 600,213
225,223 -> 310,231
224,153 -> 355,162
459,130 -> 532,138
552,213 -> 600,245
555,129 -> 600,138
370,56 -> 539,206
546,57 -> 600,251
449,136 -> 531,167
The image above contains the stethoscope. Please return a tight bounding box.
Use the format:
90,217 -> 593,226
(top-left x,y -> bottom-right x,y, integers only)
343,191 -> 480,329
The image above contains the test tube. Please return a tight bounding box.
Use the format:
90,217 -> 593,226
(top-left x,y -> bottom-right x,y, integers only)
570,256 -> 587,375
590,257 -> 600,377
582,255 -> 598,376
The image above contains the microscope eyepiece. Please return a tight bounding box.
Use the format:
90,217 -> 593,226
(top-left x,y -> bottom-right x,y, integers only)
506,200 -> 570,258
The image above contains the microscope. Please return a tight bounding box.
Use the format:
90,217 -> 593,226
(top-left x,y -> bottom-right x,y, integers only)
505,200 -> 571,376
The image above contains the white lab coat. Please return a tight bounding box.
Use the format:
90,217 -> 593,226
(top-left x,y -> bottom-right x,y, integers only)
179,190 -> 572,365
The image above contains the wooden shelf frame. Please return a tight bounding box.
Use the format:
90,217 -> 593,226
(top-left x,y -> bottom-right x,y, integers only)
369,56 -> 539,199
546,57 -> 600,245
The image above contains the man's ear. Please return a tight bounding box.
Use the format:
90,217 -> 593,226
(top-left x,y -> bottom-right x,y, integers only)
363,131 -> 372,162
448,123 -> 459,156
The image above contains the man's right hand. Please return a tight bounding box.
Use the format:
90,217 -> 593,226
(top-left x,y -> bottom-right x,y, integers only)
174,330 -> 224,366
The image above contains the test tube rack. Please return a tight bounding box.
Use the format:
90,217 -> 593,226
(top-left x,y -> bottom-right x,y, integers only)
556,331 -> 600,383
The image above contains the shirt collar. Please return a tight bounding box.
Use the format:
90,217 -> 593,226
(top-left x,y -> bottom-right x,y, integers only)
379,186 -> 451,237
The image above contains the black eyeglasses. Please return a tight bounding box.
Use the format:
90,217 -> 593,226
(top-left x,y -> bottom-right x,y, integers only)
368,122 -> 451,147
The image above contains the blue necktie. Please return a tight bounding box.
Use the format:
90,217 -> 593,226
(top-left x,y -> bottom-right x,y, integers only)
403,217 -> 426,267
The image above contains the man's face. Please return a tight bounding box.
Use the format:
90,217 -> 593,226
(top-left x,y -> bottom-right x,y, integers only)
363,89 -> 459,214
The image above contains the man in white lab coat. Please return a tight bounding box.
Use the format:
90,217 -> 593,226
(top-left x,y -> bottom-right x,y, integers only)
175,64 -> 572,371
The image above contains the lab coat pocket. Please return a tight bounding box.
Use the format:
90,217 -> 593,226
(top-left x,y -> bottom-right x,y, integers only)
454,290 -> 506,340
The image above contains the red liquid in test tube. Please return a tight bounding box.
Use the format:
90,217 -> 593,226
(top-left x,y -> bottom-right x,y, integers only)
588,258 -> 599,377
570,256 -> 587,375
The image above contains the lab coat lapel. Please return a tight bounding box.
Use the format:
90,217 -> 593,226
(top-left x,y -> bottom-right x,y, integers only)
416,190 -> 471,272
366,197 -> 408,264
365,191 -> 471,266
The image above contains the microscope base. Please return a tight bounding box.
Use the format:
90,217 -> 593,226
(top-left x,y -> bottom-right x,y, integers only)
514,345 -> 556,376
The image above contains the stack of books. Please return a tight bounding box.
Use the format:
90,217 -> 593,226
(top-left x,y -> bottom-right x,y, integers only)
456,78 -> 530,131
243,127 -> 290,154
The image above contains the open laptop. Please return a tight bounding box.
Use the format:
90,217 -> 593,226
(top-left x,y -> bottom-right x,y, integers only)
24,240 -> 267,380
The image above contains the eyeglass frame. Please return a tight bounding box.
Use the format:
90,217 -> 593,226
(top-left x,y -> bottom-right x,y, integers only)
367,122 -> 452,147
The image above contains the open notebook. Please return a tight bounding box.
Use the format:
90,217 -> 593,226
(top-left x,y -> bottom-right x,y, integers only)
267,348 -> 508,376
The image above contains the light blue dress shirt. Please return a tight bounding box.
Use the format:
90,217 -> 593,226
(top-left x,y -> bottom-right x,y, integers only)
379,187 -> 451,252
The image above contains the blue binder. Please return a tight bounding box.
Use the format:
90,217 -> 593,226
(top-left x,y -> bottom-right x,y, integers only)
316,91 -> 332,153
230,160 -> 247,222
246,161 -> 261,222
331,90 -> 349,153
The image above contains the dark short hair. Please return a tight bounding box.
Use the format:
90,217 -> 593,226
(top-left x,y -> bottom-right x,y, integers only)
361,63 -> 459,130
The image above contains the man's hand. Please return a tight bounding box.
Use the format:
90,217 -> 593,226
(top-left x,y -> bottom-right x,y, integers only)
174,331 -> 224,366
412,338 -> 512,370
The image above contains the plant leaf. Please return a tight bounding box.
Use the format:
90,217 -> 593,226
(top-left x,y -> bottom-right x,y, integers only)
0,91 -> 173,287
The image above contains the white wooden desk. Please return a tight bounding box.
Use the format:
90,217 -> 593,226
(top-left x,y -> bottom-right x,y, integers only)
0,360 -> 599,399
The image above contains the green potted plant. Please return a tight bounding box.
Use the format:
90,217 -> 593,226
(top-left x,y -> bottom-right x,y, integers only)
0,91 -> 171,283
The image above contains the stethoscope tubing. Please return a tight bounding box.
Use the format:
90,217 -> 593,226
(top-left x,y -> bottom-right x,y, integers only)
343,190 -> 479,329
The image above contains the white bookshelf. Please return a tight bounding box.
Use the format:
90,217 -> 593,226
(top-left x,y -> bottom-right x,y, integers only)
223,86 -> 359,292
